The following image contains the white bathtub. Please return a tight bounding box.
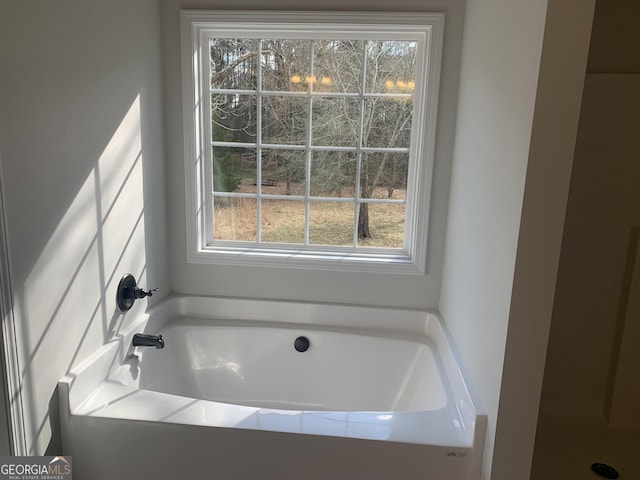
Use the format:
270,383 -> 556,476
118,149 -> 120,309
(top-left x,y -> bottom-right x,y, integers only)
59,296 -> 486,479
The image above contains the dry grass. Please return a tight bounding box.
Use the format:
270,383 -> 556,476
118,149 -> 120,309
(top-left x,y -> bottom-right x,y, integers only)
214,183 -> 405,248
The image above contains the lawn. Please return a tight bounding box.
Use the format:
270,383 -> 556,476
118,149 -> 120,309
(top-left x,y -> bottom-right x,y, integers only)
214,182 -> 405,248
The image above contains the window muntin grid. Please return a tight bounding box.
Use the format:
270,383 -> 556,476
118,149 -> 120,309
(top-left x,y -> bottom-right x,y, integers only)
207,37 -> 416,250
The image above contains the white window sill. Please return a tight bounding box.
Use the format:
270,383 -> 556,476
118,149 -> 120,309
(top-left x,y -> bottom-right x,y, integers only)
189,244 -> 425,275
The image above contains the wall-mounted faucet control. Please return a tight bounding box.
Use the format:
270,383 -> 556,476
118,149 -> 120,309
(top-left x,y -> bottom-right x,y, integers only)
116,274 -> 158,312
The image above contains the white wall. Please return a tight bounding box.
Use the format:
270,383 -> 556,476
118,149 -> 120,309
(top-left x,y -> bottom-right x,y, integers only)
440,0 -> 594,478
439,0 -> 545,473
537,75 -> 640,422
536,0 -> 640,424
0,0 -> 169,455
492,2 -> 595,478
160,0 -> 465,309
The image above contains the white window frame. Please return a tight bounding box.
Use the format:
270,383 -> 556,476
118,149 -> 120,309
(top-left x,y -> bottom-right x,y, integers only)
180,11 -> 444,274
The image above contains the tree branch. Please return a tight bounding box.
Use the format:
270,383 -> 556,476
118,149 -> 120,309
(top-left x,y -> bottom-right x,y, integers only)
211,51 -> 257,86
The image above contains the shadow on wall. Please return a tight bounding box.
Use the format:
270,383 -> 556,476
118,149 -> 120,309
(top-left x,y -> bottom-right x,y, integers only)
44,387 -> 60,456
12,95 -> 151,454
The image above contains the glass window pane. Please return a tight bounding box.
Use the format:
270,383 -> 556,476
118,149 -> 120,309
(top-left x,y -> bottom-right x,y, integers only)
261,149 -> 306,196
311,97 -> 360,147
360,152 -> 409,199
365,40 -> 417,94
362,98 -> 412,149
309,201 -> 355,247
213,147 -> 256,193
310,151 -> 356,198
261,39 -> 311,92
210,38 -> 259,90
312,40 -> 363,93
262,96 -> 308,145
261,199 -> 305,244
214,197 -> 257,241
357,203 -> 405,248
211,93 -> 257,143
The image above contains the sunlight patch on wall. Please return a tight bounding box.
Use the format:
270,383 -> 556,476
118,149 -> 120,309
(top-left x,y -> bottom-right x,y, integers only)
17,95 -> 146,454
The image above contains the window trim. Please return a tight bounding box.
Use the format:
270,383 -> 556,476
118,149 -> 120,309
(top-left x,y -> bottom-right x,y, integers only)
180,10 -> 445,275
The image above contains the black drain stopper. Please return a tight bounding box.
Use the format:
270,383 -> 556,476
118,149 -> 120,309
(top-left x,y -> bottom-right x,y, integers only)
294,336 -> 310,352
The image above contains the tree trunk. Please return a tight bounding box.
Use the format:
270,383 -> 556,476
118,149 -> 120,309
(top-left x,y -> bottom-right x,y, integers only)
358,203 -> 371,239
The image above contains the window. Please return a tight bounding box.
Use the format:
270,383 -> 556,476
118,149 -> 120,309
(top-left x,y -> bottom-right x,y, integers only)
181,11 -> 444,274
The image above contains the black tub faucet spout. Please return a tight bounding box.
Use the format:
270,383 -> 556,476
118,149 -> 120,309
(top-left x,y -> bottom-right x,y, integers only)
132,333 -> 164,349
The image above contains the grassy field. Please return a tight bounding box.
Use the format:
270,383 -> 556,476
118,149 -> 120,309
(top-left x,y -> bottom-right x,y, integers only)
214,183 -> 405,248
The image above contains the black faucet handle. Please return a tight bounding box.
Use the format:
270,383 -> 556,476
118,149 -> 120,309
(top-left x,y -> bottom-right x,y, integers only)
134,287 -> 159,299
117,274 -> 159,312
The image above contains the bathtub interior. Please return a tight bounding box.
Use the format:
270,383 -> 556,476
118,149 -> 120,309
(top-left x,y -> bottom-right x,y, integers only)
136,320 -> 449,412
58,295 -> 487,477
